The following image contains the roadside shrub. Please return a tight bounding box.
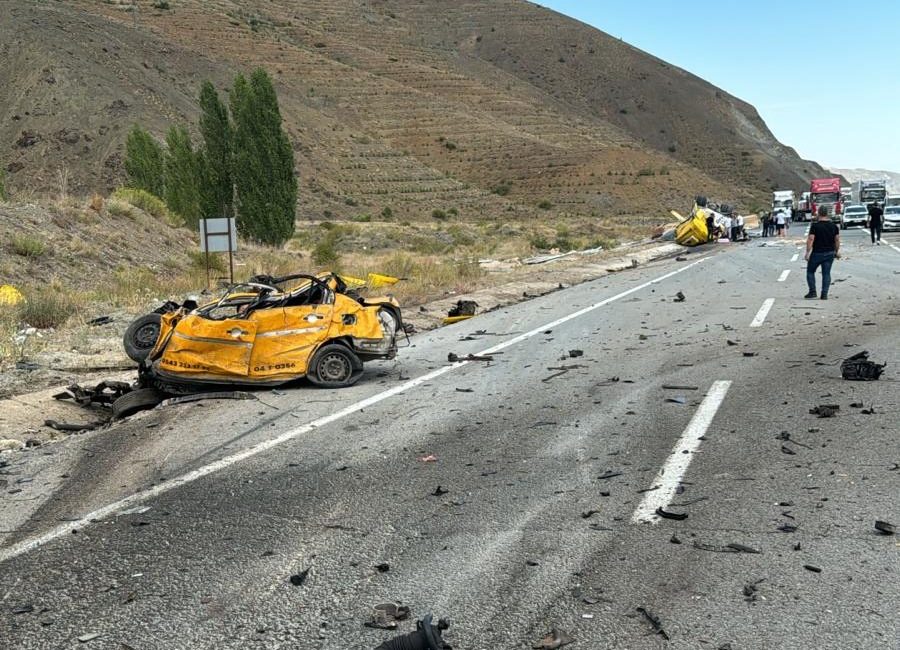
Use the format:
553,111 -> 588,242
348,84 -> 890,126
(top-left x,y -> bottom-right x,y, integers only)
381,206 -> 393,219
106,198 -> 137,218
537,200 -> 552,210
447,207 -> 458,216
431,209 -> 448,220
637,168 -> 655,177
112,187 -> 174,224
0,169 -> 7,201
344,197 -> 358,206
491,183 -> 511,196
443,141 -> 457,151
152,0 -> 170,8
312,230 -> 342,269
529,233 -> 550,249
352,214 -> 372,222
187,250 -> 226,272
8,235 -> 46,258
18,289 -> 75,329
668,144 -> 677,153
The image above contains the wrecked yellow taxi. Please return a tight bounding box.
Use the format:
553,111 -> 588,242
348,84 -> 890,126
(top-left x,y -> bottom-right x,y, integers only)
127,273 -> 402,391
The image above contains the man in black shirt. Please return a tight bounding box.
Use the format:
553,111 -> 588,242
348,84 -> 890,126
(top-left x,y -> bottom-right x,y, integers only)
804,205 -> 841,300
867,202 -> 884,244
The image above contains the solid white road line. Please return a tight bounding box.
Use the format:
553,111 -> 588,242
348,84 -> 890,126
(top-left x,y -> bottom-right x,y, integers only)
777,269 -> 791,282
632,380 -> 732,524
750,298 -> 775,327
0,256 -> 713,564
790,253 -> 799,262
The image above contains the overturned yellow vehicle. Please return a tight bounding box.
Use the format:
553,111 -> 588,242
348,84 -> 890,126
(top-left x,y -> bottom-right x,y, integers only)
132,273 -> 402,391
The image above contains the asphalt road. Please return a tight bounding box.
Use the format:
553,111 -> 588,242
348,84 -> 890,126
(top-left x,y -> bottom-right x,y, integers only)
2,227 -> 898,649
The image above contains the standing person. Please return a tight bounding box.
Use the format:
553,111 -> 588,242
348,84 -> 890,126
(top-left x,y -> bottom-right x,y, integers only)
735,213 -> 745,241
763,211 -> 772,237
867,202 -> 884,245
722,213 -> 732,240
705,211 -> 715,242
805,205 -> 841,300
774,209 -> 787,237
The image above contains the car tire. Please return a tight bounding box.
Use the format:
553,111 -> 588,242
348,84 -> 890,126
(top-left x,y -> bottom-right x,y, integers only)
307,344 -> 363,388
123,313 -> 162,362
112,388 -> 164,419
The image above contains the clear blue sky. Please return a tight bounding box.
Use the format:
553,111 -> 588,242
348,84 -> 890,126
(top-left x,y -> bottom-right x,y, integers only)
537,1 -> 900,173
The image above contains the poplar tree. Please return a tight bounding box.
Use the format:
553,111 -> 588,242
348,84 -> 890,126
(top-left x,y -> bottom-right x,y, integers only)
124,124 -> 164,198
230,68 -> 297,245
197,81 -> 233,219
164,125 -> 202,228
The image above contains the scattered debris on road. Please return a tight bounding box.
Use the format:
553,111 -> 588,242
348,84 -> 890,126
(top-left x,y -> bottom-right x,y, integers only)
635,607 -> 669,640
874,520 -> 895,535
674,291 -> 686,303
365,603 -> 410,630
541,364 -> 587,382
692,541 -> 761,554
77,633 -> 102,643
568,349 -> 584,358
289,567 -> 310,586
43,420 -> 102,432
444,300 -> 478,325
374,563 -> 390,573
655,507 -> 688,520
430,485 -> 449,496
447,352 -> 494,363
665,396 -> 687,404
662,384 -> 698,390
803,564 -> 822,573
160,391 -> 256,407
374,614 -> 450,650
809,404 -> 839,418
419,454 -> 438,463
532,628 -> 574,649
841,351 -> 885,381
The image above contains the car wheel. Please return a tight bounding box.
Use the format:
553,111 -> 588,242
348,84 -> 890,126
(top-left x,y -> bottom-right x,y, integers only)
112,388 -> 164,419
123,313 -> 162,362
308,344 -> 362,388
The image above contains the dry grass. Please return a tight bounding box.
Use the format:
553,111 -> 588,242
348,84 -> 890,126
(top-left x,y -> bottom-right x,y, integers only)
17,287 -> 76,329
8,234 -> 47,258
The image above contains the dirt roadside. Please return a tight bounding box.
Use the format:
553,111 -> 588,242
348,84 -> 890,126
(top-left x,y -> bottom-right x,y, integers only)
0,238 -> 694,452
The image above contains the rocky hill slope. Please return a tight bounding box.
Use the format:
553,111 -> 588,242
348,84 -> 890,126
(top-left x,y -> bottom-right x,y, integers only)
1,0 -> 828,222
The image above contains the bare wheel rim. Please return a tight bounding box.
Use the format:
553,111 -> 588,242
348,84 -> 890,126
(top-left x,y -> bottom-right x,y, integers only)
319,352 -> 352,383
134,322 -> 160,348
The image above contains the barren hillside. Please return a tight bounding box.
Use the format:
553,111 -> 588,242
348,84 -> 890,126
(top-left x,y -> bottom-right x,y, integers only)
1,0 -> 828,222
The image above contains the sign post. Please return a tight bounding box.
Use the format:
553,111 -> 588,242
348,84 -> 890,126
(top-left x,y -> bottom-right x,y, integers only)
199,218 -> 238,287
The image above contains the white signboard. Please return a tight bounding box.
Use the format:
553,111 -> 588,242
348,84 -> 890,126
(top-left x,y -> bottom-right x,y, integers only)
199,218 -> 237,253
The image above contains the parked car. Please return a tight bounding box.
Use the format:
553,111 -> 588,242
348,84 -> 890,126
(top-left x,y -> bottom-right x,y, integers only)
883,205 -> 900,231
840,204 -> 868,229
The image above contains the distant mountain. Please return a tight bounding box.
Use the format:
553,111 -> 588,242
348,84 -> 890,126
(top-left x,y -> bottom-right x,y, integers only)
1,0 -> 830,221
829,167 -> 900,194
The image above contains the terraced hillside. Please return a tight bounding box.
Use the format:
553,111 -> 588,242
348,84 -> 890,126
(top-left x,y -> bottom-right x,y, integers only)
1,0 -> 827,224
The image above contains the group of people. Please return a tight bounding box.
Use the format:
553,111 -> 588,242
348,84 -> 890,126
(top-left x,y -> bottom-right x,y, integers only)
760,209 -> 790,237
704,211 -> 747,242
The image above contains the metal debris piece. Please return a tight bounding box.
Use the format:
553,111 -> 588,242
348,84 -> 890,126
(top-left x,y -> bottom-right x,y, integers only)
447,300 -> 478,318
841,351 -> 885,381
11,604 -> 34,615
365,603 -> 410,630
674,291 -> 686,302
662,384 -> 698,390
447,352 -> 494,363
692,541 -> 760,554
374,563 -> 390,573
533,628 -> 574,649
541,364 -> 587,382
596,471 -> 623,480
635,607 -> 669,640
665,396 -> 687,404
581,509 -> 600,519
670,534 -> 681,544
743,351 -> 758,357
374,614 -> 451,650
77,633 -> 102,643
54,381 -> 133,407
44,420 -> 102,432
568,349 -> 584,358
160,391 -> 257,407
809,404 -> 839,418
803,564 -> 822,573
874,520 -> 895,535
87,315 -> 114,326
431,485 -> 449,497
777,523 -> 798,533
655,507 -> 688,520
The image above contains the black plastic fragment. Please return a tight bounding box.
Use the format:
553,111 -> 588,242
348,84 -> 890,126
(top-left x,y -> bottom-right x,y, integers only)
874,520 -> 895,535
655,507 -> 688,520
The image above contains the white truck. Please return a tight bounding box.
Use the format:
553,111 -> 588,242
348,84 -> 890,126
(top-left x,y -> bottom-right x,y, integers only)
885,194 -> 900,208
851,179 -> 887,206
797,191 -> 812,221
841,186 -> 852,205
772,190 -> 795,221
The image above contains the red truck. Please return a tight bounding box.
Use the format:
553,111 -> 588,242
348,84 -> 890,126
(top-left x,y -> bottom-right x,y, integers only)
809,177 -> 843,221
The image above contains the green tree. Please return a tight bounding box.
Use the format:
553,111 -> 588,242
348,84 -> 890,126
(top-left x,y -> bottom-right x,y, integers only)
124,124 -> 164,198
164,125 -> 202,228
230,68 -> 297,246
197,81 -> 233,219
